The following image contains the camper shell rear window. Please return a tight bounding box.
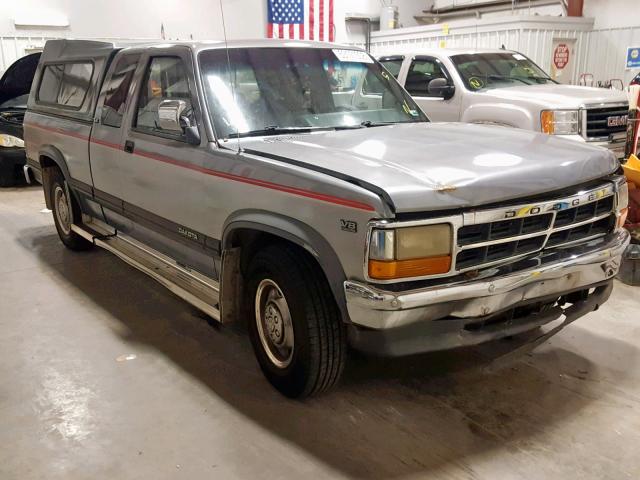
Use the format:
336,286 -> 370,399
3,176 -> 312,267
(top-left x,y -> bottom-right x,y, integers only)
37,61 -> 94,109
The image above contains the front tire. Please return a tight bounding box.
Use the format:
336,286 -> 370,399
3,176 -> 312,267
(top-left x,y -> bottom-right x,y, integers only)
247,243 -> 346,398
48,168 -> 92,251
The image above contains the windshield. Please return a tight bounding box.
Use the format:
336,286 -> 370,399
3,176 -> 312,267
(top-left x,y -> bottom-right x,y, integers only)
450,52 -> 555,91
199,47 -> 427,139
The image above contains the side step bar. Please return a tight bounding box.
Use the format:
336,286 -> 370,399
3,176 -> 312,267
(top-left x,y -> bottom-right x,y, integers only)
71,221 -> 221,321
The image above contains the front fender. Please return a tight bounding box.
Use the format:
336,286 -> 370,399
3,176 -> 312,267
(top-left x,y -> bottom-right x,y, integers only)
462,103 -> 536,130
222,210 -> 350,322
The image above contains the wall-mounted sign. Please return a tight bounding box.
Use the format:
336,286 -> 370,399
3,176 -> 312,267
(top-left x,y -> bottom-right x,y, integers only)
553,43 -> 570,70
627,47 -> 640,70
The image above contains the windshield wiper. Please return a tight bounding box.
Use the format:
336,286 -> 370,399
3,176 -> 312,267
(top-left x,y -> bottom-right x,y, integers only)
227,126 -> 327,138
358,120 -> 398,128
485,74 -> 532,86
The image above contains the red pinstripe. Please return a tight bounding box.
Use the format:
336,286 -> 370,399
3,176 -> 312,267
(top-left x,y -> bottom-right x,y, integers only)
24,122 -> 376,212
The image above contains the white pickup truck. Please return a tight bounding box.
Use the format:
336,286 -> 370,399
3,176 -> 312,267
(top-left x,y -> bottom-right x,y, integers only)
380,49 -> 629,159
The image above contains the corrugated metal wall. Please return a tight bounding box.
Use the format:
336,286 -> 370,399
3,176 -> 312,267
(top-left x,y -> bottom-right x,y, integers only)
2,20 -> 639,84
0,36 -> 51,73
366,17 -> 640,86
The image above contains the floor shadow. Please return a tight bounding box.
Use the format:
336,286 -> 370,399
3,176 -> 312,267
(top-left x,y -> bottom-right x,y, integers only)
17,225 -> 637,479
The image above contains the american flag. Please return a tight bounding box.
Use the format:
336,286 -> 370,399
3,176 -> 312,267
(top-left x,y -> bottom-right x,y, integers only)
267,0 -> 334,42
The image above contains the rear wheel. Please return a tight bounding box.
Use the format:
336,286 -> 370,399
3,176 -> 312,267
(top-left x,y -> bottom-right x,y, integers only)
48,168 -> 92,251
247,243 -> 346,398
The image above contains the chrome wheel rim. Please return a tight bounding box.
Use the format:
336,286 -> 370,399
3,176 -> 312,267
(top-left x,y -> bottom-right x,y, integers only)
54,185 -> 72,235
255,279 -> 294,369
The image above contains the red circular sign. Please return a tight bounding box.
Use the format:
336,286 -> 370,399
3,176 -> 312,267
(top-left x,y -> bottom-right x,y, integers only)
554,44 -> 570,69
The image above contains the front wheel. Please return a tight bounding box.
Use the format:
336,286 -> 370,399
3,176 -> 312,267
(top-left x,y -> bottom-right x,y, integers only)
247,243 -> 346,398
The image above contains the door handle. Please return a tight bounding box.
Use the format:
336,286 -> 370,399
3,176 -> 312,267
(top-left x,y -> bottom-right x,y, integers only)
124,140 -> 135,153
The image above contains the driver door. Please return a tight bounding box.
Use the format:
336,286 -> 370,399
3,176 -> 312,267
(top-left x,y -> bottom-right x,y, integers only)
404,56 -> 461,122
113,47 -> 216,276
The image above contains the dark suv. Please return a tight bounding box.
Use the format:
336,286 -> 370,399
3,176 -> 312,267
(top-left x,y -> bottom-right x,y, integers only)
0,52 -> 40,186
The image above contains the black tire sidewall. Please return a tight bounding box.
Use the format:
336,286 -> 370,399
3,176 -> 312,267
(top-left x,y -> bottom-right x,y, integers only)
247,250 -> 317,397
48,169 -> 91,250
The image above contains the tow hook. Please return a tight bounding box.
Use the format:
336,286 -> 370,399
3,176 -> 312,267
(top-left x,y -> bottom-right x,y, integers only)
601,260 -> 619,277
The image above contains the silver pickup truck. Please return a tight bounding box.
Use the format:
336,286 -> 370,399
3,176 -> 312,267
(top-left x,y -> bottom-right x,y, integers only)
380,49 -> 629,160
25,39 -> 629,397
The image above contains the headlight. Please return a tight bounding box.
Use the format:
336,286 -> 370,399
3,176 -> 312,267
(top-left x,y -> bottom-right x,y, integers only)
540,110 -> 579,135
368,224 -> 452,279
0,134 -> 24,148
616,180 -> 629,229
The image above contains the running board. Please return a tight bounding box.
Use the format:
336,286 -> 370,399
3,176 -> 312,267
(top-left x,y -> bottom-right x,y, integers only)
70,222 -> 221,321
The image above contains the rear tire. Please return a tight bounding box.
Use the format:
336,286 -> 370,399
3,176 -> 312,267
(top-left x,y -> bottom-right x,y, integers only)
48,168 -> 92,251
247,243 -> 346,398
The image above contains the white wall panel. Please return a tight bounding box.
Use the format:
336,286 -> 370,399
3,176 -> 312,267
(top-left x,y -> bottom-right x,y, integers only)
365,15 -> 640,86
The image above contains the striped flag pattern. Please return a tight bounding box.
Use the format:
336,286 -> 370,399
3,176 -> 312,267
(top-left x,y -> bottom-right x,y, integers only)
267,0 -> 334,42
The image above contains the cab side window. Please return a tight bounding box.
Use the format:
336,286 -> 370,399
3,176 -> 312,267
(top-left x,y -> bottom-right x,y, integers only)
102,54 -> 140,128
405,58 -> 449,97
135,56 -> 193,136
362,69 -> 385,96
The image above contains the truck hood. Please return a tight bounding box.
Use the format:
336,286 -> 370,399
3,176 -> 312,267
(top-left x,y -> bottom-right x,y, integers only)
240,122 -> 618,213
479,83 -> 628,109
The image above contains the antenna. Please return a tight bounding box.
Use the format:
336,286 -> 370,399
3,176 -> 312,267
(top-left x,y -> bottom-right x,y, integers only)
218,0 -> 241,153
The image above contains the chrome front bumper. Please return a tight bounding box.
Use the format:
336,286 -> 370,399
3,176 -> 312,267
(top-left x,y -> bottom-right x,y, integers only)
565,132 -> 627,160
344,229 -> 629,354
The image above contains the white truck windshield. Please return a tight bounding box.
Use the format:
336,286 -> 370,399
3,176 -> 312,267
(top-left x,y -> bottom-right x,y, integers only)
199,47 -> 427,139
451,52 -> 555,91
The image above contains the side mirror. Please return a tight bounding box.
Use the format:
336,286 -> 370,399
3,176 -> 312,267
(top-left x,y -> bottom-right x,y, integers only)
428,78 -> 455,100
157,99 -> 201,145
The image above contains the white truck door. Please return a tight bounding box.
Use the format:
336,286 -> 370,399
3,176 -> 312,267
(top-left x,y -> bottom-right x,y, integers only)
404,56 -> 461,122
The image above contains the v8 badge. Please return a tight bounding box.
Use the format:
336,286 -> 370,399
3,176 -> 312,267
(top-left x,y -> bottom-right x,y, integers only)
340,219 -> 358,233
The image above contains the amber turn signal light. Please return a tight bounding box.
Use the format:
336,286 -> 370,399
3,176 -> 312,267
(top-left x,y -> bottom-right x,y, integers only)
368,256 -> 452,280
540,110 -> 554,134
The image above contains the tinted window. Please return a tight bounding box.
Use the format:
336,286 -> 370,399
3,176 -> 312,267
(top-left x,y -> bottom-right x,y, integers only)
380,59 -> 402,79
38,64 -> 64,104
406,58 -> 449,97
37,62 -> 93,108
136,56 -> 192,135
102,54 -> 139,128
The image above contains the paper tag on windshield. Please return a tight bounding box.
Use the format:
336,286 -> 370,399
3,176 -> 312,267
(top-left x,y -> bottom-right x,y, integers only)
512,53 -> 526,61
332,49 -> 374,64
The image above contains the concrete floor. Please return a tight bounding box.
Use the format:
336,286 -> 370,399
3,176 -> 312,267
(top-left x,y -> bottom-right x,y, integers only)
1,185 -> 640,480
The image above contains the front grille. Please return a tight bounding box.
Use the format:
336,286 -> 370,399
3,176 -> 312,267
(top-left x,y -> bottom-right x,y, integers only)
456,235 -> 546,269
584,105 -> 629,139
553,195 -> 614,227
458,214 -> 552,246
454,183 -> 617,272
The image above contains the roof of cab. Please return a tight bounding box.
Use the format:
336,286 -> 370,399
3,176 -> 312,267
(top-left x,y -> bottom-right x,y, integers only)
41,38 -> 360,62
379,47 -> 517,58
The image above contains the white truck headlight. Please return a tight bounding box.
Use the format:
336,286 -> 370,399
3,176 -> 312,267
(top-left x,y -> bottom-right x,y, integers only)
0,134 -> 25,148
541,110 -> 579,135
369,224 -> 452,279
